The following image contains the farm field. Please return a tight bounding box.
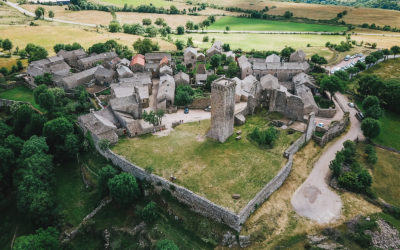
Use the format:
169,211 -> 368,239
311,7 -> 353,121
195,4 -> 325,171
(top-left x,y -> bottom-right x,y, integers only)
173,33 -> 345,58
92,0 -> 188,9
0,1 -> 32,25
362,58 -> 400,79
0,57 -> 28,70
194,0 -> 400,28
0,85 -> 42,111
352,35 -> 400,49
112,112 -> 301,212
0,24 -> 176,55
208,16 -> 347,32
357,143 -> 400,207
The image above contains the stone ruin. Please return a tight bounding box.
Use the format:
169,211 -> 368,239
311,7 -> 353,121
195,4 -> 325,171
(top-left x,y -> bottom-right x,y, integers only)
207,77 -> 236,143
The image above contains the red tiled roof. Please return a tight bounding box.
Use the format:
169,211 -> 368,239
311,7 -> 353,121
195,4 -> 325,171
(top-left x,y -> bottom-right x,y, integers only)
160,56 -> 169,65
130,54 -> 145,66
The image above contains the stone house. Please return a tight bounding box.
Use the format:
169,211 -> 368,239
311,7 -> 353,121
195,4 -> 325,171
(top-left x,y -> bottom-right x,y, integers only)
207,41 -> 223,57
174,71 -> 190,86
60,66 -> 99,89
119,58 -> 130,67
144,52 -> 172,77
184,47 -> 197,68
160,65 -> 173,76
106,57 -> 121,70
94,66 -> 114,86
237,55 -> 253,80
109,93 -> 142,120
224,51 -> 236,61
232,77 -> 242,103
265,54 -> 281,63
197,53 -> 205,62
130,54 -> 145,72
157,74 -> 175,110
240,75 -> 259,101
289,50 -> 306,62
264,61 -> 310,81
77,52 -> 118,70
26,55 -> 71,86
117,65 -> 134,78
57,49 -> 87,68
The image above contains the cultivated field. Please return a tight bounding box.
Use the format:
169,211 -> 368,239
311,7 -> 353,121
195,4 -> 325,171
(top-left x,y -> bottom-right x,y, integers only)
208,16 -> 347,32
0,24 -> 176,55
173,33 -> 345,58
112,112 -> 301,212
93,0 -> 188,9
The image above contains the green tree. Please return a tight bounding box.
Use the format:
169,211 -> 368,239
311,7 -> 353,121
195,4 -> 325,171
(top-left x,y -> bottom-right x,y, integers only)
98,138 -> 110,151
155,17 -> 165,26
4,134 -> 24,155
141,201 -> 158,223
280,46 -> 295,61
156,239 -> 179,250
226,61 -> 239,78
142,18 -> 152,25
20,135 -> 48,159
109,20 -> 121,33
2,39 -> 13,53
108,173 -> 140,205
210,54 -> 221,72
311,54 -> 328,66
185,20 -> 194,30
146,25 -> 158,37
357,75 -> 383,97
38,90 -> 55,111
284,11 -> 293,18
48,10 -> 54,18
187,37 -> 194,47
98,165 -> 118,196
361,118 -> 380,139
365,55 -> 377,65
34,7 -> 45,19
133,38 -> 160,54
175,40 -> 184,50
320,75 -> 344,101
390,45 -> 400,56
43,117 -> 74,148
177,25 -> 185,35
333,70 -> 349,81
13,227 -> 59,250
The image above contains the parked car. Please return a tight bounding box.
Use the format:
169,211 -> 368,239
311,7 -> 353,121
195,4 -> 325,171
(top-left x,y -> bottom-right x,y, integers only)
344,55 -> 350,61
355,112 -> 364,121
204,106 -> 211,112
317,122 -> 324,128
184,107 -> 189,114
348,102 -> 355,108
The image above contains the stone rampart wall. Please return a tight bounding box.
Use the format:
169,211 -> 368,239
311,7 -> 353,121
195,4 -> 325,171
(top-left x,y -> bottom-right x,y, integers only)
0,98 -> 22,107
313,112 -> 350,146
317,107 -> 336,118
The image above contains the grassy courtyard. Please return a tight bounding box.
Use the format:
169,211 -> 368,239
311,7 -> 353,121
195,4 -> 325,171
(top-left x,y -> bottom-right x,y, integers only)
112,112 -> 301,212
208,16 -> 346,32
0,85 -> 43,111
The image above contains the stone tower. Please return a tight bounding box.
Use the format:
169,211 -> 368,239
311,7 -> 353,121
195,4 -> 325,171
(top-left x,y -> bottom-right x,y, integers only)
207,77 -> 236,143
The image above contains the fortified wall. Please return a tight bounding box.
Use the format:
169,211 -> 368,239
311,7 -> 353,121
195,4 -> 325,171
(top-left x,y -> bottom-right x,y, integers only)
89,112 -> 316,231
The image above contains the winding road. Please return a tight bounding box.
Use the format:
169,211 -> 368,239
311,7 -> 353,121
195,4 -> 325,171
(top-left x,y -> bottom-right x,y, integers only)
291,93 -> 364,224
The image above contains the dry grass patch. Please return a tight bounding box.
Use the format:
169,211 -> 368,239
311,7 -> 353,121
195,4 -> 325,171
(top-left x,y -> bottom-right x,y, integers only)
352,35 -> 400,49
112,112 -> 300,212
21,4 -> 113,25
0,2 -> 32,25
0,24 -> 175,55
116,12 -> 207,29
0,57 -> 28,70
240,136 -> 381,248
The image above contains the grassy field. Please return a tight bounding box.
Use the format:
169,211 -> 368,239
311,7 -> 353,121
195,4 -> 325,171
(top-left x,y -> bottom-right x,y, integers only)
112,112 -> 300,212
0,57 -> 28,70
173,33 -> 344,57
373,111 -> 400,151
361,58 -> 400,79
0,2 -> 32,25
93,0 -> 188,9
356,143 -> 400,207
0,85 -> 43,110
0,24 -> 175,55
208,16 -> 346,32
352,35 -> 400,49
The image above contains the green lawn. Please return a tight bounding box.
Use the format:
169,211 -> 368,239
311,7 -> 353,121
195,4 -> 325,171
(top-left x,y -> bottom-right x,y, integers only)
172,33 -> 344,57
0,85 -> 43,111
208,16 -> 347,32
112,112 -> 300,212
356,143 -> 400,207
361,58 -> 400,80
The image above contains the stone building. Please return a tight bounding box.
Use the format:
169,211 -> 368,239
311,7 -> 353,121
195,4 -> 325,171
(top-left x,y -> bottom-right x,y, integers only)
265,54 -> 281,63
144,52 -> 172,77
116,65 -> 134,78
160,65 -> 173,76
207,41 -> 223,57
237,55 -> 253,80
289,50 -> 306,62
184,47 -> 197,68
60,66 -> 99,89
174,71 -> 190,86
26,55 -> 71,86
157,74 -> 175,110
57,49 -> 87,68
94,66 -> 114,86
207,77 -> 236,143
77,52 -> 118,70
130,54 -> 145,72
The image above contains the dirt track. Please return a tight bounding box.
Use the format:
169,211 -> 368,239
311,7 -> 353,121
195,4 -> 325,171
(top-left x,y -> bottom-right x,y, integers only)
291,93 -> 363,224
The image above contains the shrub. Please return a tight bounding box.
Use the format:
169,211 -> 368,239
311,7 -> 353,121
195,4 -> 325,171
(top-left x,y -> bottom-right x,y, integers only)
156,239 -> 179,250
98,139 -> 110,151
249,127 -> 278,147
108,173 -> 140,205
141,201 -> 158,223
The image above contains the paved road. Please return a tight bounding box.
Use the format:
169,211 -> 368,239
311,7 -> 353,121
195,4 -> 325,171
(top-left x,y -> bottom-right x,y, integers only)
4,1 -> 96,27
291,93 -> 364,224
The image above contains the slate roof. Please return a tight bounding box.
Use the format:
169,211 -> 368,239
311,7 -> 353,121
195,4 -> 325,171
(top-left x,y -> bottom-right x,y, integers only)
265,54 -> 281,63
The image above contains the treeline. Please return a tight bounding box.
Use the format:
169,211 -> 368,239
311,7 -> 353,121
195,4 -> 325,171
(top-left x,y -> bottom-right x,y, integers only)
281,0 -> 400,11
68,0 -> 184,14
360,23 -> 400,33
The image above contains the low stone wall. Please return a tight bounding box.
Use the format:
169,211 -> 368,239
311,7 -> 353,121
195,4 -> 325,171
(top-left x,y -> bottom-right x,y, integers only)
284,134 -> 306,159
313,112 -> 350,147
0,98 -> 22,107
190,97 -> 211,109
317,107 -> 336,118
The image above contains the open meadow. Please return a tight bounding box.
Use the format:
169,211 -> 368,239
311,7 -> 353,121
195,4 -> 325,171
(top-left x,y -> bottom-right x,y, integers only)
208,16 -> 347,32
0,57 -> 28,70
112,112 -> 301,212
356,143 -> 400,207
0,1 -> 32,24
0,85 -> 42,111
0,24 -> 176,55
173,33 -> 345,58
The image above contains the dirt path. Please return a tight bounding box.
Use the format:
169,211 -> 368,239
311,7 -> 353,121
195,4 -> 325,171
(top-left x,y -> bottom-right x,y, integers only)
291,93 -> 364,224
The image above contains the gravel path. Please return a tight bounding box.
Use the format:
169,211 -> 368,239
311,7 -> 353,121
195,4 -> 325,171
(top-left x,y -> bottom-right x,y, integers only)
291,93 -> 364,224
